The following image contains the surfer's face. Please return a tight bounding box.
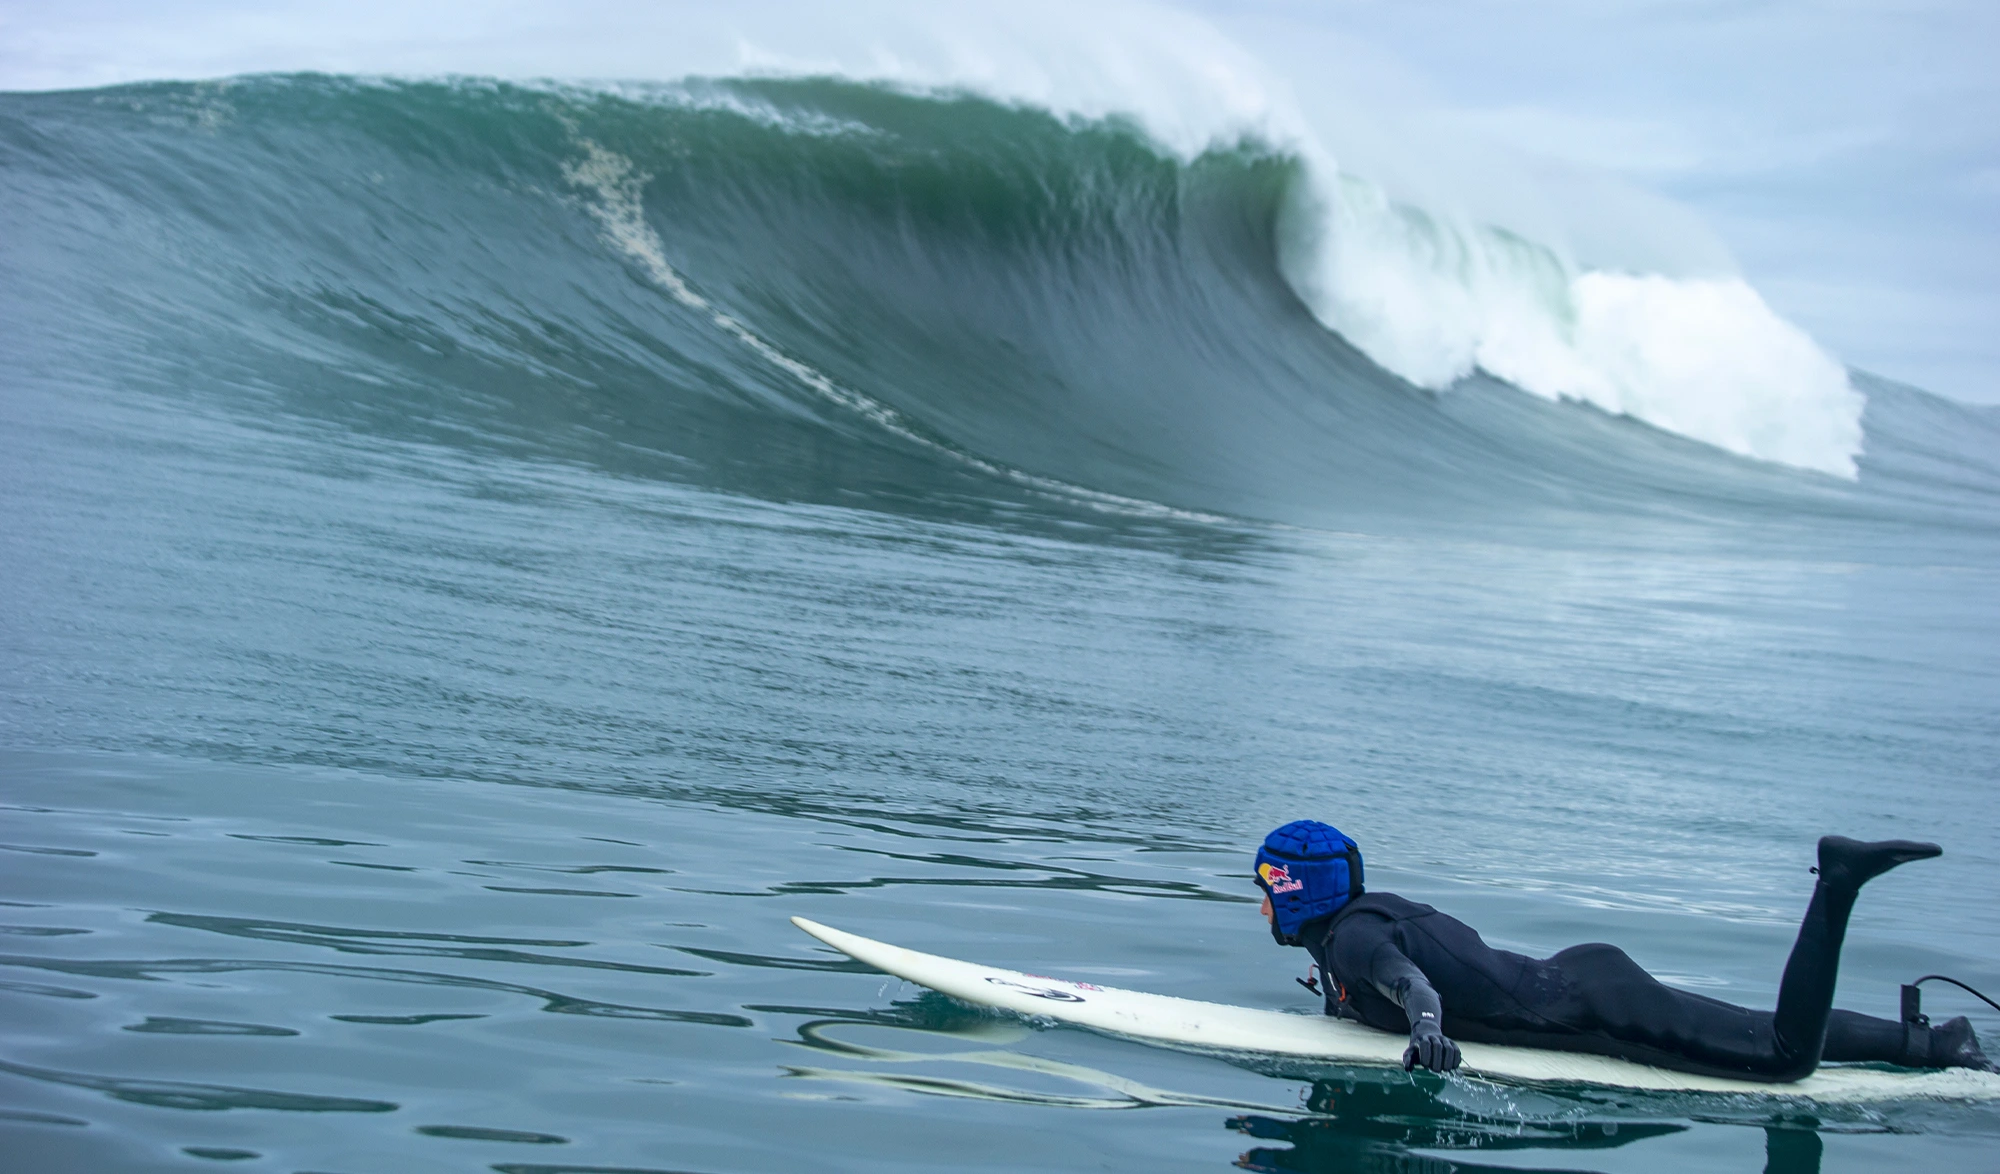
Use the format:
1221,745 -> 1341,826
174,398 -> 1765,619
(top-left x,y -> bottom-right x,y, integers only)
1260,894 -> 1272,922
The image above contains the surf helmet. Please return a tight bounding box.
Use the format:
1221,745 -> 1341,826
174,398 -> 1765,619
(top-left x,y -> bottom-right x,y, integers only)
1254,820 -> 1363,944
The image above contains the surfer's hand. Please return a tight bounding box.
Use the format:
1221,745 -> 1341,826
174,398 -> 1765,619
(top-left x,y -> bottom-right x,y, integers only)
1403,1022 -> 1461,1073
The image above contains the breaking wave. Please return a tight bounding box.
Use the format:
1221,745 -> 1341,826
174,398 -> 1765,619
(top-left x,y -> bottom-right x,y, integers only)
2,75 -> 1994,533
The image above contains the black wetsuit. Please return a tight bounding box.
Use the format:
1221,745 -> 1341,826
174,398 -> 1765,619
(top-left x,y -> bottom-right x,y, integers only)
1302,890 -> 1925,1081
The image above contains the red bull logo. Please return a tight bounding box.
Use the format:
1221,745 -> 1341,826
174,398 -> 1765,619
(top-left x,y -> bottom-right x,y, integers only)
1259,861 -> 1304,894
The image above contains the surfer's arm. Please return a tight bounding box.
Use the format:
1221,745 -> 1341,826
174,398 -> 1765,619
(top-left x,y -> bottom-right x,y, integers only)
1373,951 -> 1445,1031
1327,918 -> 1463,1072
1367,945 -> 1461,1073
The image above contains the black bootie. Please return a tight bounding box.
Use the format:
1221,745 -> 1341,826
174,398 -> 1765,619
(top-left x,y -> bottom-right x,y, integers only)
1816,836 -> 1941,892
1928,1016 -> 1999,1073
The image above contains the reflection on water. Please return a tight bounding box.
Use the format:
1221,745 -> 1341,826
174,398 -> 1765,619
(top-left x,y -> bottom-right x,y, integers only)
1231,1115 -> 1830,1174
1228,1080 -> 1685,1174
774,1001 -> 1299,1114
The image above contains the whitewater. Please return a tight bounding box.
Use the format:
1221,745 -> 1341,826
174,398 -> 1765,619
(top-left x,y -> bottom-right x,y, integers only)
3,7 -> 1999,1174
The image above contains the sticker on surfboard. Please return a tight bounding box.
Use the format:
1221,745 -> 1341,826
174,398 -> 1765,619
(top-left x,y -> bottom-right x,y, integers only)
984,976 -> 1087,1002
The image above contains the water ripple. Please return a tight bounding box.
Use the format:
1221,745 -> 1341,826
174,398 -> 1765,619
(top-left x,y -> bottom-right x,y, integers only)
0,1058 -> 397,1113
0,953 -> 752,1027
143,913 -> 703,976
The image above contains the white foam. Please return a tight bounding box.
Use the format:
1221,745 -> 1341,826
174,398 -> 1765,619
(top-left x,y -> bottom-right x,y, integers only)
1281,173 -> 1864,476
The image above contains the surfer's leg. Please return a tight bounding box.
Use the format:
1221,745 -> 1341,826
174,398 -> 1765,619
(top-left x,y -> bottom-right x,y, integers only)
1456,838 -> 1947,1081
1821,1009 -> 1998,1071
1547,837 -> 1945,1083
1818,1008 -> 1906,1063
1768,836 -> 1940,1072
1547,942 -> 1788,1075
1452,949 -> 1820,1080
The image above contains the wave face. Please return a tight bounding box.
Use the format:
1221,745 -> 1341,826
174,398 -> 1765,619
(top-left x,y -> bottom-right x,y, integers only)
3,76 -> 1997,534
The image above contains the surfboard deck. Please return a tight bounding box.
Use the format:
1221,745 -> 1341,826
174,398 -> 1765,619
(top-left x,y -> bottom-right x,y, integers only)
791,916 -> 2000,1103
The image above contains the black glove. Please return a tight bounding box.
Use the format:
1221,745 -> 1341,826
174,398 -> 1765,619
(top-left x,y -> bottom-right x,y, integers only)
1402,1020 -> 1461,1073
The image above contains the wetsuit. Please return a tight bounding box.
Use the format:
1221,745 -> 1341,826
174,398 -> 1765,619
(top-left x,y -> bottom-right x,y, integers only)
1299,837 -> 1977,1081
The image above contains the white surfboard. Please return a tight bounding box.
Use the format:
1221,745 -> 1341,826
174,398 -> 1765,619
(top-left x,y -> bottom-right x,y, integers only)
791,916 -> 2000,1103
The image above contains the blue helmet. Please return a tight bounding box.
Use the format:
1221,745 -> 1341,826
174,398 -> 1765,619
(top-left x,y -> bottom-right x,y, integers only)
1254,820 -> 1363,941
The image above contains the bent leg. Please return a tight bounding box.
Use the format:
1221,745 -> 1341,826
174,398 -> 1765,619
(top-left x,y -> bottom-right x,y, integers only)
1769,837 -> 1940,1070
1448,837 -> 1944,1081
1522,835 -> 1940,1080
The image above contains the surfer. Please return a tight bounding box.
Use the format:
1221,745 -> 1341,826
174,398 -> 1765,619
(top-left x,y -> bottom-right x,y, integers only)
1253,820 -> 1996,1079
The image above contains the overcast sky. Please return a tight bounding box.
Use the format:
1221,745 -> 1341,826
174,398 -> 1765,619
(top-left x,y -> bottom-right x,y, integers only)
4,0 -> 1994,402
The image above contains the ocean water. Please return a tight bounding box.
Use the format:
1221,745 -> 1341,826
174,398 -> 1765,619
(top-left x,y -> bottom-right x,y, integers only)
2,75 -> 1999,1174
